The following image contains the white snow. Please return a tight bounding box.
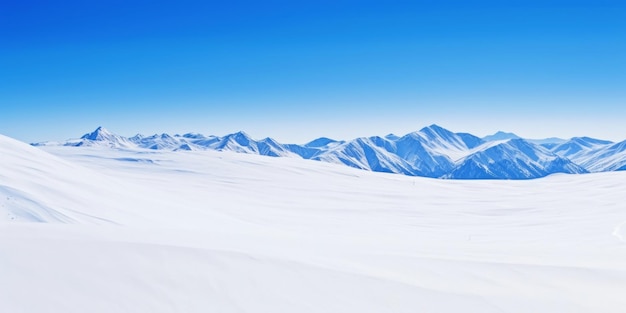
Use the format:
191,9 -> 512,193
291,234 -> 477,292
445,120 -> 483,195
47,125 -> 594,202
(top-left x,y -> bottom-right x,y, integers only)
2,134 -> 626,312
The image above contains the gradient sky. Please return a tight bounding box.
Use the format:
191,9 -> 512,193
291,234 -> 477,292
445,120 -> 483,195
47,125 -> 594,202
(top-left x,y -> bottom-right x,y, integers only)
1,0 -> 625,144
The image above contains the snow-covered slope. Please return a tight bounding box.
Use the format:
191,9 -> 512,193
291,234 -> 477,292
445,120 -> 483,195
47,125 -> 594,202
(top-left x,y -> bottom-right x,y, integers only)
0,134 -> 142,224
130,133 -> 188,150
448,139 -> 587,179
552,137 -> 613,159
393,132 -> 454,177
2,135 -> 626,313
578,140 -> 626,172
416,124 -> 484,155
309,125 -> 484,177
32,125 -> 626,179
547,137 -> 626,172
312,136 -> 422,176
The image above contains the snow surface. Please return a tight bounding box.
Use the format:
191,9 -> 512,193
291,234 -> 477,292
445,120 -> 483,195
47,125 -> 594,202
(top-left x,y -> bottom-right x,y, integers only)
3,133 -> 626,312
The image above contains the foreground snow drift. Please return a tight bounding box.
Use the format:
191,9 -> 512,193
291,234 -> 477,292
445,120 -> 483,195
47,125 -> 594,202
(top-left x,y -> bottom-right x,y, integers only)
2,135 -> 626,313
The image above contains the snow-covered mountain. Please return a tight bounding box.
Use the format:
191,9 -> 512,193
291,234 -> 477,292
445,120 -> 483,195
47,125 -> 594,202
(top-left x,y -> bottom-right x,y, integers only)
130,133 -> 188,150
482,131 -> 521,142
574,140 -> 626,172
546,137 -> 626,172
482,131 -> 567,147
49,126 -> 136,148
447,139 -> 587,179
311,136 -> 423,176
551,137 -> 613,159
299,125 -> 484,177
32,125 -> 626,179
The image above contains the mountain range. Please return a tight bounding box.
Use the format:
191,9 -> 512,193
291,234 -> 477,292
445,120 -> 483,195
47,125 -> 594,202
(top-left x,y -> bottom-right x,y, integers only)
33,125 -> 626,179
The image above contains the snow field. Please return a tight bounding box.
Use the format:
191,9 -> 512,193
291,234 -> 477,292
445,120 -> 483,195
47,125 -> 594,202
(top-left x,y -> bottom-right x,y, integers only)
1,134 -> 626,312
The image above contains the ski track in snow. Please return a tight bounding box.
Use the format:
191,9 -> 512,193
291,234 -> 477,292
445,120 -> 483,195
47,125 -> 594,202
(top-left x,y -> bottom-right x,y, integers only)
2,134 -> 626,313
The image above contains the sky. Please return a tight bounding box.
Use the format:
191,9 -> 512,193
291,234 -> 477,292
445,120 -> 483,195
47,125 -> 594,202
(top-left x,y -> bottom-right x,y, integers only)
1,0 -> 625,144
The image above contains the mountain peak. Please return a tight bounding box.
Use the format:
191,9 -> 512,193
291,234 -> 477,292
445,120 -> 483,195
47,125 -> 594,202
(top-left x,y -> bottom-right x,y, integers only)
384,133 -> 399,140
420,124 -> 447,132
231,130 -> 251,138
482,131 -> 521,142
181,133 -> 206,139
80,126 -> 114,141
305,137 -> 338,148
418,124 -> 456,139
222,131 -> 253,147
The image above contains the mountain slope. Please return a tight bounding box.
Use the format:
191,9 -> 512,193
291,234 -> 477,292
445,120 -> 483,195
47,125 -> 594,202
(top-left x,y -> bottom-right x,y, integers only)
0,134 -> 139,224
312,137 -> 423,176
204,131 -> 297,157
578,140 -> 626,172
552,137 -> 613,159
391,125 -> 484,176
394,133 -> 454,177
131,133 -> 190,150
447,139 -> 588,179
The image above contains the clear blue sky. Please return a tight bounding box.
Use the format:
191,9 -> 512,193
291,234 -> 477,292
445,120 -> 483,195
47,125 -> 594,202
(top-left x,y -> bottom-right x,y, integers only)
1,0 -> 625,143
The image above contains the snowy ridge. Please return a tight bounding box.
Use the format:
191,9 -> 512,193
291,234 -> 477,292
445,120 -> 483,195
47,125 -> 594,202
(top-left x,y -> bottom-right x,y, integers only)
33,125 -> 626,179
311,136 -> 422,176
447,139 -> 587,179
577,140 -> 626,172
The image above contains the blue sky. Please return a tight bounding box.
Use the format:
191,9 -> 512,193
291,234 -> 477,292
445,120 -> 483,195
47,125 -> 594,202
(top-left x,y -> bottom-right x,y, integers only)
1,0 -> 625,143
